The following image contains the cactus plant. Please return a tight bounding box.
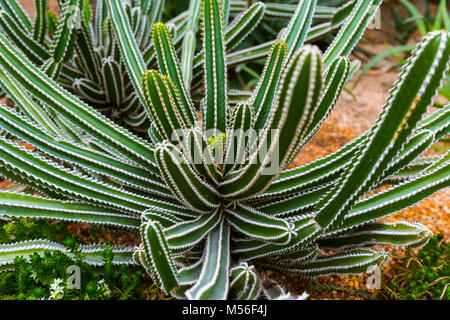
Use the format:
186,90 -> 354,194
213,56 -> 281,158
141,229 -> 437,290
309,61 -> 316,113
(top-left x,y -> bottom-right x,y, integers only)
0,0 -> 449,300
0,0 -> 353,132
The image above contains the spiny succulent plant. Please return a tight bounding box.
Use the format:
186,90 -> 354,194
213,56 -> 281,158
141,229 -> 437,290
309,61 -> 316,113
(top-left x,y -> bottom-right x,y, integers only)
0,0 -> 353,132
0,0 -> 449,300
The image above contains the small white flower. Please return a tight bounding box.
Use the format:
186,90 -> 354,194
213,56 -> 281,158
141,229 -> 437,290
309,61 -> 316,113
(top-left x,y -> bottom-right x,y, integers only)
30,271 -> 37,280
297,292 -> 309,300
97,279 -> 105,285
55,287 -> 64,294
50,278 -> 63,290
49,278 -> 65,300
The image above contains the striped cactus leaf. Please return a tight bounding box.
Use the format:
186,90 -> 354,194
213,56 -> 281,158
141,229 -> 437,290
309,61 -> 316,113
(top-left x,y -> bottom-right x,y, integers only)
220,45 -> 323,200
363,39 -> 450,191
177,258 -> 203,286
280,0 -> 316,60
141,0 -> 164,48
0,67 -> 59,135
231,216 -> 320,261
41,57 -> 64,80
417,102 -> 450,139
0,103 -> 169,195
106,0 -> 147,106
33,0 -> 47,44
0,0 -> 32,32
260,249 -> 387,277
328,156 -> 450,236
180,0 -> 201,91
142,208 -> 183,228
319,221 -> 432,250
49,0 -> 80,65
140,220 -> 179,294
379,130 -> 435,183
75,21 -> 103,84
0,191 -> 140,229
0,136 -> 189,216
102,57 -> 125,106
258,102 -> 450,202
0,10 -> 50,65
201,0 -> 228,136
225,205 -> 293,245
155,141 -> 220,214
94,0 -> 107,47
191,7 -> 346,91
181,30 -> 197,91
303,56 -> 350,141
0,240 -> 135,271
314,31 -> 450,231
324,0 -> 382,67
225,2 -> 265,52
223,103 -> 254,175
142,70 -> 187,142
265,246 -> 319,267
254,131 -> 436,213
223,0 -> 230,23
181,127 -> 222,185
73,78 -> 108,105
165,209 -> 222,252
0,33 -> 158,168
251,40 -> 287,131
185,218 -> 230,300
229,262 -> 261,300
152,22 -> 197,127
228,89 -> 251,104
256,184 -> 331,218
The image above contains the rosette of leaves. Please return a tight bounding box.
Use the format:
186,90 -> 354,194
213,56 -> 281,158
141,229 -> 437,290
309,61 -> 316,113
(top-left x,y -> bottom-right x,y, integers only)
0,0 -> 353,132
0,0 -> 449,300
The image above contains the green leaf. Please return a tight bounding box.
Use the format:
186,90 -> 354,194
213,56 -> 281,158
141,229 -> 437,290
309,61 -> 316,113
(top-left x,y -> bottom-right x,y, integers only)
229,262 -> 261,300
152,22 -> 197,127
142,70 -> 187,142
251,40 -> 287,131
141,221 -> 179,294
0,240 -> 135,269
260,249 -> 387,277
201,0 -> 228,136
0,0 -> 32,32
225,2 -> 265,51
223,103 -> 254,175
281,0 -> 317,60
324,0 -> 382,67
107,0 -> 147,107
181,127 -> 222,185
155,141 -> 220,214
314,31 -> 450,231
33,0 -> 48,44
0,192 -> 140,229
165,209 -> 222,252
185,218 -> 230,300
220,45 -> 323,200
0,33 -> 157,169
319,221 -> 432,249
225,205 -> 293,244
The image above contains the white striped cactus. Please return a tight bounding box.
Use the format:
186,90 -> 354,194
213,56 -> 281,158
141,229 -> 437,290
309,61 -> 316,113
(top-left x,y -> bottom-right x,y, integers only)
0,0 -> 449,300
